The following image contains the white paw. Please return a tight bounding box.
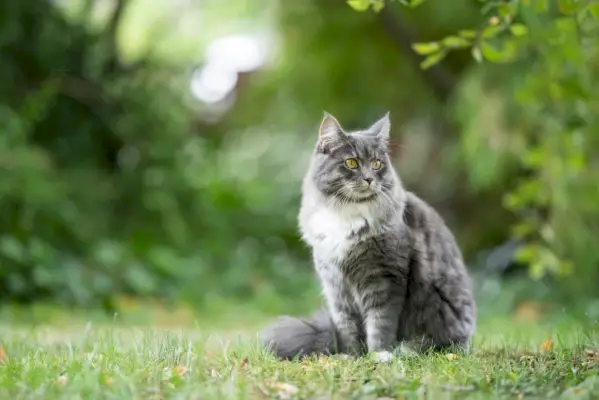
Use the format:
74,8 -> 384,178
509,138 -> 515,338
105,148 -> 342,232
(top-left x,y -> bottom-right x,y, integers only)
372,350 -> 394,363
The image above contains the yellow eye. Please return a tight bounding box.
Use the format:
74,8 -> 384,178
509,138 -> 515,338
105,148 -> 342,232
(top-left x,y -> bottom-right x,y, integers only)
372,160 -> 382,170
344,158 -> 358,169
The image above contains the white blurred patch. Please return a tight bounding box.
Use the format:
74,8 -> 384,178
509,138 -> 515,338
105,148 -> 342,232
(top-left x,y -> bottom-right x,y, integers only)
190,32 -> 274,106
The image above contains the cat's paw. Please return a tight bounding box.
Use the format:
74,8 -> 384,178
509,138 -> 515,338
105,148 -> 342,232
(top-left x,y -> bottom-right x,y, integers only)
372,350 -> 394,363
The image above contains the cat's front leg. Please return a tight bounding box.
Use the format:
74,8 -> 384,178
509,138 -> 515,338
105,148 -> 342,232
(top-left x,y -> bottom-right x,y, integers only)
331,305 -> 362,356
322,283 -> 363,356
363,291 -> 402,361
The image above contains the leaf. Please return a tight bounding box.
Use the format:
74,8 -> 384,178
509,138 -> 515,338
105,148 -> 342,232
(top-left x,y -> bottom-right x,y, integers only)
540,337 -> 553,351
412,41 -> 441,55
399,0 -> 426,8
471,46 -> 483,63
459,30 -> 476,39
482,25 -> 503,39
174,365 -> 189,377
53,375 -> 68,386
0,345 -> 8,364
269,382 -> 299,399
480,40 -> 518,63
240,357 -> 249,369
371,0 -> 385,12
420,50 -> 448,70
442,35 -> 471,49
347,0 -> 370,11
510,24 -> 529,37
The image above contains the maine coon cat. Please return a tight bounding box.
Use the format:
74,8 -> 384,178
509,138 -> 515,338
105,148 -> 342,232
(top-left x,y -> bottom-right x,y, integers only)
262,112 -> 476,361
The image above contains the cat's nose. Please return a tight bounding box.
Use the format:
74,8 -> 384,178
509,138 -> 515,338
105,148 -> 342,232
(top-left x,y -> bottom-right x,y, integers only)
363,177 -> 373,185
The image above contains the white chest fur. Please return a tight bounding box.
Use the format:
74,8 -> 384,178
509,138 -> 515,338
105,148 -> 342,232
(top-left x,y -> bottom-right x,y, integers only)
300,202 -> 379,263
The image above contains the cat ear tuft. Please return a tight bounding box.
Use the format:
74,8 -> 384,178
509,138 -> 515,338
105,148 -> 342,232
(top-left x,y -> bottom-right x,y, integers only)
319,112 -> 343,138
368,112 -> 391,140
318,112 -> 346,152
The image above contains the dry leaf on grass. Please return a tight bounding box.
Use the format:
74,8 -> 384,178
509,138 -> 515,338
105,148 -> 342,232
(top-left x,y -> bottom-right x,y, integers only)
268,382 -> 299,399
174,365 -> 189,377
162,365 -> 189,382
0,345 -> 8,364
446,353 -> 458,361
540,337 -> 553,351
53,375 -> 68,386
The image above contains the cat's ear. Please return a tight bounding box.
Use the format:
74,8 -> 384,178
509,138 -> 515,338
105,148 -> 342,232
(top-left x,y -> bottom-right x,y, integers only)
319,112 -> 344,138
368,112 -> 391,140
318,112 -> 346,151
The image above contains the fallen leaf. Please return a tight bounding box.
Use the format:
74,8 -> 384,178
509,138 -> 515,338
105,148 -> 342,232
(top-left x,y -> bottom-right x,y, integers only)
446,353 -> 458,360
540,337 -> 553,351
174,365 -> 189,377
53,375 -> 68,386
269,382 -> 299,399
0,345 -> 8,364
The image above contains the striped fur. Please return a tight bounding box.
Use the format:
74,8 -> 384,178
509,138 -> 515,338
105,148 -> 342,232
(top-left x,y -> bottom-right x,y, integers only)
262,113 -> 476,360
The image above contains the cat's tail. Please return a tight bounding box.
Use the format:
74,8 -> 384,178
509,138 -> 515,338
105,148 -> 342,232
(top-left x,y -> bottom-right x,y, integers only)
260,308 -> 340,360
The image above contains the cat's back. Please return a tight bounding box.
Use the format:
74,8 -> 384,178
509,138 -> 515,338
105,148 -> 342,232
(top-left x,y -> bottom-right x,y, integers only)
403,191 -> 466,270
403,192 -> 447,229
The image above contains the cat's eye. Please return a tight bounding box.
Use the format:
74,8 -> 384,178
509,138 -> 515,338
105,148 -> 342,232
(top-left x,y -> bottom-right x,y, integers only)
372,160 -> 383,170
344,158 -> 359,169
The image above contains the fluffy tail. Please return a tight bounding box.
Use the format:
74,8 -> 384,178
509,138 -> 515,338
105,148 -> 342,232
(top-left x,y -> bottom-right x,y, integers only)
261,309 -> 340,360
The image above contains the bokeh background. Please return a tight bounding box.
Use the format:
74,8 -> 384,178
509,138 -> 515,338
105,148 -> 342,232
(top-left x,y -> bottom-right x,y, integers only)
1,0 -> 598,327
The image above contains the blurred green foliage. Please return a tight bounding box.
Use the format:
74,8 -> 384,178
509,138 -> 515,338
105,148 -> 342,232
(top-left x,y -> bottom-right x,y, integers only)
386,0 -> 599,289
0,0 -> 309,308
0,0 -> 597,309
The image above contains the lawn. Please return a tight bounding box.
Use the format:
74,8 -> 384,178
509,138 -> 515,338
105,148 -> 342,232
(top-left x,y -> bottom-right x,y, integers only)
0,305 -> 597,399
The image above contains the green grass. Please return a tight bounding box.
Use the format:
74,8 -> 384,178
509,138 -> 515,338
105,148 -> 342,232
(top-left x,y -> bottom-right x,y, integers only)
0,308 -> 598,400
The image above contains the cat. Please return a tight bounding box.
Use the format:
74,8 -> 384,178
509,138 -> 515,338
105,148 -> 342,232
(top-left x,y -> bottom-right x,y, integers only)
261,112 -> 476,361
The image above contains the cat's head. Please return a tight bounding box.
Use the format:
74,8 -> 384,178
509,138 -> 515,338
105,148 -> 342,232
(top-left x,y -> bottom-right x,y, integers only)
308,112 -> 399,204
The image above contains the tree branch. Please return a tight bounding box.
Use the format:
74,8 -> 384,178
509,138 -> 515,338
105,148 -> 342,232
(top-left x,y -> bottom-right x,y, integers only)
104,0 -> 127,75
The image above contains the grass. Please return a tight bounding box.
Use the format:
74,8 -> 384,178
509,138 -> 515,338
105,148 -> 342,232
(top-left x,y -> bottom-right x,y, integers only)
0,305 -> 597,399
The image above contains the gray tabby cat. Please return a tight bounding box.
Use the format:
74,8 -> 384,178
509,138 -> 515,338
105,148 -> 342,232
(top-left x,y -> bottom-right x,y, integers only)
262,112 -> 476,361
